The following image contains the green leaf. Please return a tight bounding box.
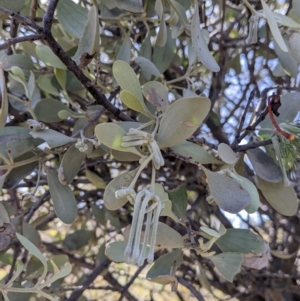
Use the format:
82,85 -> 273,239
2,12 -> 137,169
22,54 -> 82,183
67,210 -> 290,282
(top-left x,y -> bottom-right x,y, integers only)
261,0 -> 288,52
0,202 -> 10,226
0,69 -> 8,129
30,129 -> 77,148
294,0 -> 300,19
34,98 -> 72,122
114,0 -> 143,13
136,57 -> 161,80
86,169 -> 107,189
153,183 -> 178,221
23,221 -> 41,248
200,226 -> 221,238
4,152 -> 39,189
113,60 -> 144,103
73,5 -> 100,66
57,0 -> 88,38
191,2 -> 220,72
257,176 -> 298,216
36,45 -> 66,69
46,167 -> 78,224
111,149 -> 141,162
216,229 -> 266,254
95,123 -> 143,156
273,39 -> 298,78
246,148 -> 282,183
289,32 -> 300,63
170,141 -> 222,164
116,34 -> 131,63
210,252 -> 243,282
157,96 -> 211,148
105,241 -> 129,263
37,75 -> 60,96
0,54 -> 33,71
218,143 -> 238,165
142,81 -> 168,112
120,90 -> 153,118
0,0 -> 25,15
146,249 -> 183,285
235,174 -> 260,214
157,20 -> 167,47
273,12 -> 300,28
153,27 -> 176,73
60,145 -> 85,185
63,229 -> 92,250
16,233 -> 47,272
103,167 -> 139,210
167,185 -> 187,220
204,168 -> 251,214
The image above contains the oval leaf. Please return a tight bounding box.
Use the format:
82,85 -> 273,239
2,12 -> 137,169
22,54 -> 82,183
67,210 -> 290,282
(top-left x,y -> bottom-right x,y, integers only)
170,141 -> 222,164
216,228 -> 267,255
246,148 -> 282,183
113,60 -> 143,102
210,252 -> 243,282
204,168 -> 251,214
95,123 -> 142,156
103,168 -> 139,210
157,96 -> 211,148
142,81 -> 168,112
257,176 -> 298,216
60,144 -> 85,185
218,143 -> 238,165
46,167 -> 78,224
191,3 -> 220,72
261,0 -> 288,52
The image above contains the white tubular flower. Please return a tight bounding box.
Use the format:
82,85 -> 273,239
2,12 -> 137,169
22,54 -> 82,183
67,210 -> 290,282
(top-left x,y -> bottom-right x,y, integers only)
246,14 -> 260,44
124,189 -> 163,266
121,127 -> 164,170
115,188 -> 136,204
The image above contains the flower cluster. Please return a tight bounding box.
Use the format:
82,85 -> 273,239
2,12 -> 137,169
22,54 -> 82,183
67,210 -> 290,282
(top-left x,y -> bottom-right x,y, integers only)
115,188 -> 164,266
121,128 -> 164,170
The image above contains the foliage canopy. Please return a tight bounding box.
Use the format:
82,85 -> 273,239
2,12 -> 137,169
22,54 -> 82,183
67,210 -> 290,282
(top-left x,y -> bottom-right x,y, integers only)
0,0 -> 299,300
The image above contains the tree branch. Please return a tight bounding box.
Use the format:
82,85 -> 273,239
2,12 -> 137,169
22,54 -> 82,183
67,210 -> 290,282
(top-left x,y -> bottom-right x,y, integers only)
40,0 -> 132,121
66,259 -> 110,301
0,34 -> 44,51
178,277 -> 205,301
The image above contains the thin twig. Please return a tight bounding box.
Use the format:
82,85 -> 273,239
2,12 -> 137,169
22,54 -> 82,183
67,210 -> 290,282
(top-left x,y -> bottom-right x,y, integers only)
0,34 -> 44,51
177,277 -> 205,301
66,259 -> 110,301
231,88 -> 256,148
117,264 -> 146,301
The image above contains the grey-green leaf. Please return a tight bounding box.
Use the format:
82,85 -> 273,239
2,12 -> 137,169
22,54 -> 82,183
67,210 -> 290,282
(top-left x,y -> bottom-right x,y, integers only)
36,45 -> 66,69
204,168 -> 251,214
170,141 -> 222,164
95,123 -> 143,156
142,81 -> 168,111
46,167 -> 78,224
146,249 -> 183,284
73,5 -> 100,66
113,60 -> 143,102
257,176 -> 298,216
246,148 -> 282,183
103,168 -> 139,210
60,144 -> 85,185
216,228 -> 266,254
167,185 -> 187,220
157,96 -> 211,148
57,0 -> 88,38
261,0 -> 288,52
210,252 -> 243,282
30,129 -> 77,148
191,3 -> 220,72
34,98 -> 72,123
